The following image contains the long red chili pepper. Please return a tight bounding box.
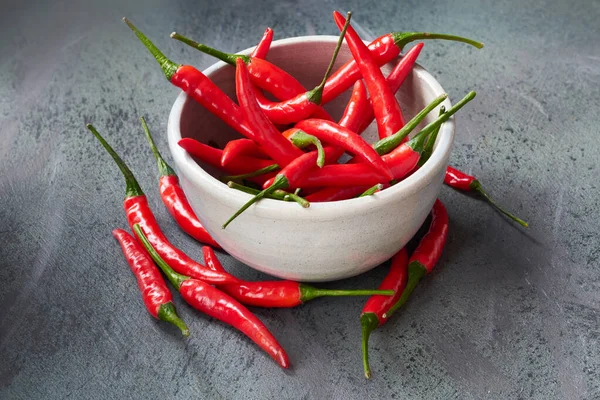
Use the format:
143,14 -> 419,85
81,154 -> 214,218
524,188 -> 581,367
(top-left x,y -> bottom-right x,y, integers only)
322,12 -> 483,104
140,117 -> 220,248
240,14 -> 351,125
123,19 -> 263,143
305,186 -> 371,202
134,225 -> 289,368
335,12 -> 405,139
87,124 -> 238,285
295,119 -> 393,179
444,166 -> 528,227
383,199 -> 449,319
112,228 -> 190,336
360,248 -> 409,378
202,247 -> 394,307
357,42 -> 424,135
339,80 -> 369,133
250,27 -> 273,59
234,58 -> 304,167
221,138 -> 269,167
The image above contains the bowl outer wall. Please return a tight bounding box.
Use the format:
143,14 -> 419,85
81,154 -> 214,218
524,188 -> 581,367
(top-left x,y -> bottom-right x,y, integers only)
168,35 -> 455,282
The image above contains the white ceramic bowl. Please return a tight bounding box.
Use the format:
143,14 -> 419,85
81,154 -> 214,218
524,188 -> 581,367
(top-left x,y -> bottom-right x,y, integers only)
168,35 -> 454,282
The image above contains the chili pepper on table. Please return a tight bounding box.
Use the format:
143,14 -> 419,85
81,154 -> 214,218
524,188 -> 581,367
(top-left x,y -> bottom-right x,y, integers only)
133,225 -> 290,369
112,228 -> 190,336
383,199 -> 449,319
322,11 -> 483,104
360,248 -> 409,378
335,12 -> 405,140
444,166 -> 528,227
201,247 -> 394,308
140,117 -> 220,248
87,124 -> 237,285
250,27 -> 274,59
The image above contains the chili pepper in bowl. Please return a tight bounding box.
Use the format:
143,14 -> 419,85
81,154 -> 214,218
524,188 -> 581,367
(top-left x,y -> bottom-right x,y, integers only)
322,11 -> 483,104
140,117 -> 220,248
335,11 -> 405,139
444,166 -> 528,227
133,225 -> 290,369
221,139 -> 269,167
360,248 -> 408,378
339,80 -> 369,132
112,228 -> 190,336
250,27 -> 274,59
202,247 -> 394,308
87,124 -> 237,285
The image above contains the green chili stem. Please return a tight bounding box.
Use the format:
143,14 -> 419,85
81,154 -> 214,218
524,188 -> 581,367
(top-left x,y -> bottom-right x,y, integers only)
392,32 -> 484,50
289,131 -> 326,168
123,18 -> 181,81
133,224 -> 189,290
471,181 -> 529,227
383,262 -> 427,318
359,184 -> 384,197
86,124 -> 144,198
298,285 -> 394,303
157,302 -> 190,337
360,312 -> 380,379
220,164 -> 279,182
307,12 -> 352,104
140,116 -> 176,177
418,106 -> 446,167
170,32 -> 250,65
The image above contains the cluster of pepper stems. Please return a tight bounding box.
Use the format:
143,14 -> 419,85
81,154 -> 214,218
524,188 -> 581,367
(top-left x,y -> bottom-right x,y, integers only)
88,11 -> 528,378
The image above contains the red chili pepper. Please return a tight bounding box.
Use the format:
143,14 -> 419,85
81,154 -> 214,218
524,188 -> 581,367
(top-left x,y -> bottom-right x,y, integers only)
383,199 -> 449,319
170,32 -> 306,101
202,247 -> 394,307
123,19 -> 263,143
305,185 -> 373,202
294,119 -> 393,179
444,166 -> 528,227
133,225 -> 289,368
322,13 -> 483,104
357,42 -> 424,135
360,248 -> 408,378
221,139 -> 269,167
87,124 -> 238,285
250,27 -> 274,59
235,58 -> 304,166
241,15 -> 352,125
335,12 -> 405,139
140,117 -> 220,248
339,80 -> 369,133
112,228 -> 190,336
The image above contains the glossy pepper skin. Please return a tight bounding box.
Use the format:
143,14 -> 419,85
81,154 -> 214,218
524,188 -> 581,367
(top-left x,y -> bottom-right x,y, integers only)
338,80 -> 369,133
141,117 -> 220,248
202,247 -> 394,308
112,228 -> 189,336
444,166 -> 529,227
134,225 -> 290,369
323,13 -> 483,104
384,199 -> 449,319
335,11 -> 405,139
87,124 -> 237,285
360,248 -> 409,378
250,27 -> 274,59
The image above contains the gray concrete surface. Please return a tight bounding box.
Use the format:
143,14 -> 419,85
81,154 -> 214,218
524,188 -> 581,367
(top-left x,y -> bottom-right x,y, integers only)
1,0 -> 599,399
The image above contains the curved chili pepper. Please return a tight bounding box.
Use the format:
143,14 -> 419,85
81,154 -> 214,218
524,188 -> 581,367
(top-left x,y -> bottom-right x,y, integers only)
322,12 -> 483,104
87,124 -> 237,285
250,27 -> 273,59
112,228 -> 190,336
335,12 -> 405,139
170,32 -> 305,101
239,14 -> 351,125
339,80 -> 369,133
383,199 -> 449,319
444,166 -> 528,227
357,42 -> 424,135
123,19 -> 263,143
234,58 -> 304,166
221,139 -> 269,167
202,247 -> 394,307
140,117 -> 220,248
295,119 -> 392,179
360,248 -> 408,378
133,225 -> 289,369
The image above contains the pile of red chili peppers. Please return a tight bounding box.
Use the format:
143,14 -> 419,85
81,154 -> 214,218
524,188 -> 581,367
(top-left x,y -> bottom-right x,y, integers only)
86,11 -> 529,377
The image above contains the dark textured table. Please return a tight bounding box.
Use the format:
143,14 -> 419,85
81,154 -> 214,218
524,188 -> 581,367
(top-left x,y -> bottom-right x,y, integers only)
1,0 -> 599,398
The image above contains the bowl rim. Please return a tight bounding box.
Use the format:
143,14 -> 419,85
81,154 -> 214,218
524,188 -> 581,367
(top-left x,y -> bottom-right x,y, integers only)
168,34 -> 455,219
